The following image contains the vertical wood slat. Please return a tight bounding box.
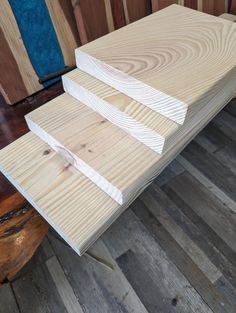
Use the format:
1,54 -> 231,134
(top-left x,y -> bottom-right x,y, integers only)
71,0 -> 88,45
0,28 -> 28,104
152,0 -> 229,14
126,0 -> 152,23
45,0 -> 80,66
185,0 -> 198,9
110,0 -> 126,29
151,0 -> 159,12
122,0 -> 130,24
231,0 -> 236,14
104,0 -> 115,32
0,0 -> 41,104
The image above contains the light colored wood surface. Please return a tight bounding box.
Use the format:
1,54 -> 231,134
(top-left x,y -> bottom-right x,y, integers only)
76,5 -> 236,124
63,69 -> 179,154
27,59 -> 236,203
220,13 -> 236,22
25,93 -> 159,204
0,71 -> 234,254
0,132 -> 119,255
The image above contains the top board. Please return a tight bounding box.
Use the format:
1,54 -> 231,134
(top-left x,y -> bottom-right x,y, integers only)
76,4 -> 236,124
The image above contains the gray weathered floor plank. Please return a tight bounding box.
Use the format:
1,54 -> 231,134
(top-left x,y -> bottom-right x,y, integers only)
0,284 -> 19,313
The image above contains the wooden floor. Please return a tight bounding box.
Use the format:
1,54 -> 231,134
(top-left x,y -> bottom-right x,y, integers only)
0,94 -> 236,312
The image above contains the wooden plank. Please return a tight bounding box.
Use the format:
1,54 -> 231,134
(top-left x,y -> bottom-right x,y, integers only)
197,0 -> 203,11
0,28 -> 28,104
110,0 -> 126,29
0,284 -> 19,313
116,249 -> 178,313
181,141 -> 236,202
203,0 -> 227,15
212,110 -> 236,142
132,199 -> 235,313
162,171 -> 236,252
139,185 -> 222,284
176,155 -> 236,214
46,256 -> 84,313
63,69 -> 179,154
49,234 -> 149,313
154,181 -> 236,291
0,0 -> 41,104
125,0 -> 151,23
162,183 -> 236,281
26,93 -> 160,204
122,0 -> 130,24
185,0 -> 198,9
231,0 -> 236,14
27,65 -> 235,203
76,5 -> 236,124
103,209 -> 214,313
12,262 -> 68,313
78,0 -> 109,41
71,0 -> 88,45
151,0 -> 159,12
104,0 -> 115,32
45,0 -> 79,66
63,58 -> 234,153
1,64 -> 235,255
58,0 -> 81,46
155,159 -> 184,186
0,132 -> 120,255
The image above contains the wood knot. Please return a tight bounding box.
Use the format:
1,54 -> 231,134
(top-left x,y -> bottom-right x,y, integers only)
43,149 -> 51,156
100,119 -> 107,124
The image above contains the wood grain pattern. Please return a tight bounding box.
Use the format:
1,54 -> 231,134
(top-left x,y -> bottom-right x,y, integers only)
125,0 -> 151,23
71,0 -> 88,45
0,192 -> 49,283
0,61 -> 235,254
76,5 -> 236,124
104,0 -> 115,32
0,28 -> 28,104
0,68 -> 234,255
28,56 -> 235,203
110,0 -> 126,29
45,0 -> 79,66
63,69 -> 179,154
26,93 -> 159,204
0,0 -> 41,103
231,0 -> 236,14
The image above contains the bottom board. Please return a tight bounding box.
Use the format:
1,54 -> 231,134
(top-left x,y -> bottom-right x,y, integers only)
0,80 -> 235,255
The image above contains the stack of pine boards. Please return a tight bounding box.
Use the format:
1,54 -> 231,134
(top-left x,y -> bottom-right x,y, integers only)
0,5 -> 235,256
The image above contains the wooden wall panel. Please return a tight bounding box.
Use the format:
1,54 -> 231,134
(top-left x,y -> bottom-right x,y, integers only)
231,0 -> 236,14
184,0 -> 198,9
203,0 -> 227,15
126,0 -> 152,23
0,28 -> 28,104
78,0 -> 109,42
45,0 -> 80,66
0,0 -> 42,104
110,0 -> 126,29
152,0 -> 230,14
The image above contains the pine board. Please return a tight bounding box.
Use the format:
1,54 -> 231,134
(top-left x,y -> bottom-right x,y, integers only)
25,93 -> 159,204
0,72 -> 234,254
76,4 -> 236,124
63,69 -> 179,154
27,60 -> 235,203
63,64 -> 236,155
